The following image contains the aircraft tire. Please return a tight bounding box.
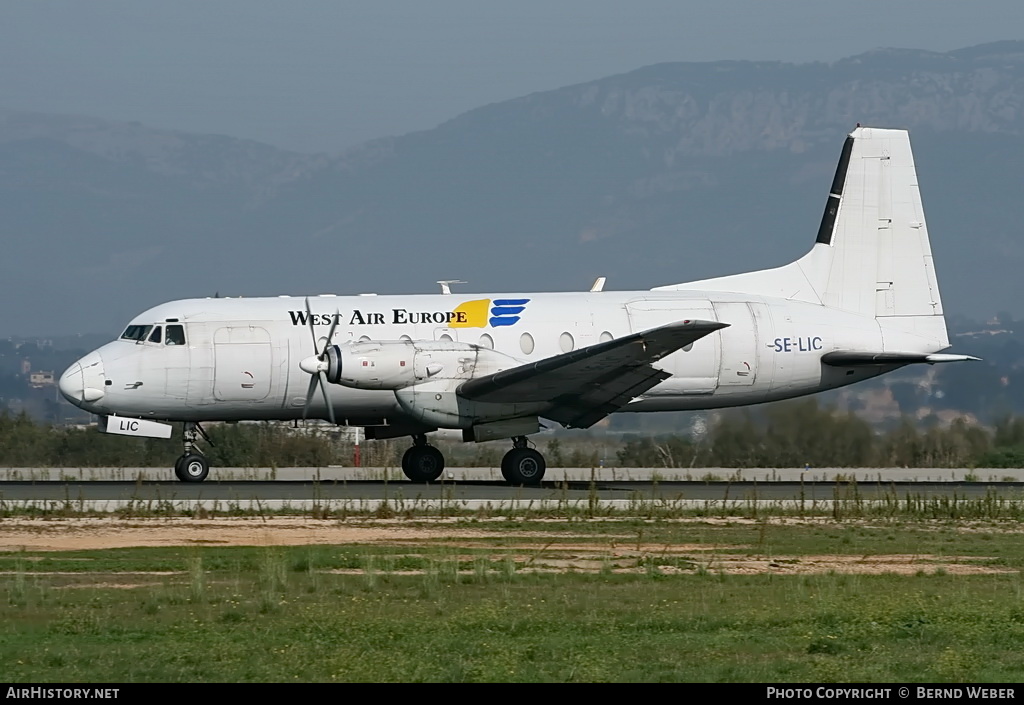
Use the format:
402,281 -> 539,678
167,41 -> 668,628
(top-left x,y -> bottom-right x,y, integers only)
501,448 -> 545,486
175,454 -> 210,483
401,445 -> 444,483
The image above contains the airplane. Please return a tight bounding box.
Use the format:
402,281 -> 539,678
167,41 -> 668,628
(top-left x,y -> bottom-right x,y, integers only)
58,126 -> 979,485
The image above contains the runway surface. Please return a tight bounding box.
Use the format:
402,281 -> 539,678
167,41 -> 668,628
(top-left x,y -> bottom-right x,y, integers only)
3,479 -> 1024,502
4,465 -> 1024,483
2,466 -> 1023,511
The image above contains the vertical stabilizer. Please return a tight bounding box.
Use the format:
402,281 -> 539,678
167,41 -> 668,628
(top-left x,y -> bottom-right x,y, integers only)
655,127 -> 951,350
805,127 -> 943,322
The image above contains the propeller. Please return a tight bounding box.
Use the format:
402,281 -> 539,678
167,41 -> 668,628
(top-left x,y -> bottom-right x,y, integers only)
298,297 -> 340,425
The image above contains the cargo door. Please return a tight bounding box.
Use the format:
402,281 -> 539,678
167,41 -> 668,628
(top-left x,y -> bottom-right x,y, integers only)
625,298 -> 719,395
213,326 -> 272,402
711,302 -> 759,387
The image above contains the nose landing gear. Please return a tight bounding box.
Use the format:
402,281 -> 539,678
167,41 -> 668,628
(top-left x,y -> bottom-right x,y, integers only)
173,422 -> 212,482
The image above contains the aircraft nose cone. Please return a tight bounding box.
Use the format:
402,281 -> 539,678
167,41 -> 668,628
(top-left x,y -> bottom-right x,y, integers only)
58,363 -> 83,404
59,352 -> 106,406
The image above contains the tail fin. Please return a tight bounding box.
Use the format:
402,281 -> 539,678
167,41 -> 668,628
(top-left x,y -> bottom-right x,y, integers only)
798,126 -> 949,349
805,127 -> 943,320
657,126 -> 950,351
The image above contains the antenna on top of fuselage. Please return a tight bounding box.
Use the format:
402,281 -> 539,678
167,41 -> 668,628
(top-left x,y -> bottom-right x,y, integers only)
437,280 -> 466,295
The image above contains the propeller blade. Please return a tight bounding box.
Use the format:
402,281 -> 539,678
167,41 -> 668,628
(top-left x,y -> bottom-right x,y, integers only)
300,298 -> 339,425
323,308 -> 341,353
302,373 -> 319,421
304,296 -> 320,355
318,370 -> 336,425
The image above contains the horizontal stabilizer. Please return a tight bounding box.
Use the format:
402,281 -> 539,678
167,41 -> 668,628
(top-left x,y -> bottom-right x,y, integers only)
821,351 -> 981,367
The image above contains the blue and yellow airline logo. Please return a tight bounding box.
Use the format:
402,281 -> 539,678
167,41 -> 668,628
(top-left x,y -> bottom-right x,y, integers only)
451,299 -> 531,328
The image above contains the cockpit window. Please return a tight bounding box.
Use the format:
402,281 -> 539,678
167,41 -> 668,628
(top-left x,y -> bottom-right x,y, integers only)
121,325 -> 153,342
148,326 -> 162,343
166,325 -> 186,346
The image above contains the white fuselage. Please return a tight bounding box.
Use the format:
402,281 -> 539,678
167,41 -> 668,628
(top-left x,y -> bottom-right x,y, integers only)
65,288 -> 905,427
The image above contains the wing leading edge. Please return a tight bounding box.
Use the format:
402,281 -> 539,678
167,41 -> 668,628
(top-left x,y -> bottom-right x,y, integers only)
458,319 -> 727,428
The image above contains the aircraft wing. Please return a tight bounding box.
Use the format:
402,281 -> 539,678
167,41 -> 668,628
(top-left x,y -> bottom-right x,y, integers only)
821,352 -> 981,366
458,319 -> 727,428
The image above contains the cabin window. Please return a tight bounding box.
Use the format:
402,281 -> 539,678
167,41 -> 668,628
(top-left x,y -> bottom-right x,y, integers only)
519,332 -> 535,355
121,325 -> 153,342
559,332 -> 574,352
600,331 -> 614,343
148,326 -> 163,344
166,325 -> 186,346
478,334 -> 494,349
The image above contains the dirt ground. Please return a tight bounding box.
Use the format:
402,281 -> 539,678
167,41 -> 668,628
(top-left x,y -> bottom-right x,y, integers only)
0,516 -> 1016,576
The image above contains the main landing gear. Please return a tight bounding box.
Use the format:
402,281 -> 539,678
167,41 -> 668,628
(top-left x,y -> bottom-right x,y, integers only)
399,434 -> 547,486
401,434 -> 445,482
173,422 -> 212,483
500,436 -> 546,485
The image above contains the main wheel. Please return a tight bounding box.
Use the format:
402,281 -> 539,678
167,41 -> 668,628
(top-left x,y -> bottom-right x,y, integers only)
401,445 -> 444,482
175,453 -> 210,483
501,448 -> 545,486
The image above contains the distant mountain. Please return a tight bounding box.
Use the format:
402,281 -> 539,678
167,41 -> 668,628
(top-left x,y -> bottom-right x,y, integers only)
2,41 -> 1024,336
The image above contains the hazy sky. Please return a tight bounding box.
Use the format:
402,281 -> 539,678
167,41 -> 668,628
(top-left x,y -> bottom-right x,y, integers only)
2,1 -> 1022,153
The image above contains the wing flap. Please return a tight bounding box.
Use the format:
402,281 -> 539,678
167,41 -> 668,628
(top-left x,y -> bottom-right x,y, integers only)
544,365 -> 671,428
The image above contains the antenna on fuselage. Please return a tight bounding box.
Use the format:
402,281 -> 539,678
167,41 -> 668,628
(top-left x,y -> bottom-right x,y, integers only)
590,277 -> 606,292
437,280 -> 466,295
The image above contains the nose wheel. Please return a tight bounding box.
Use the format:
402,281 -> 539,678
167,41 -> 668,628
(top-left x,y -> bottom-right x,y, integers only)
174,454 -> 210,482
173,422 -> 213,483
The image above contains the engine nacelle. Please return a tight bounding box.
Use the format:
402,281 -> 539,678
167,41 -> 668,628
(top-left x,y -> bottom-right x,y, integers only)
323,341 -> 418,390
321,340 -> 519,391
394,379 -> 547,429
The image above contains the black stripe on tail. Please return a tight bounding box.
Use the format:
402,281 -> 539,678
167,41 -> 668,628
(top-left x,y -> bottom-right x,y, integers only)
815,135 -> 854,246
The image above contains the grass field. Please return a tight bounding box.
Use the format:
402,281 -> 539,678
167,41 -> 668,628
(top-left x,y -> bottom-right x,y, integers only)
2,515 -> 1024,682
